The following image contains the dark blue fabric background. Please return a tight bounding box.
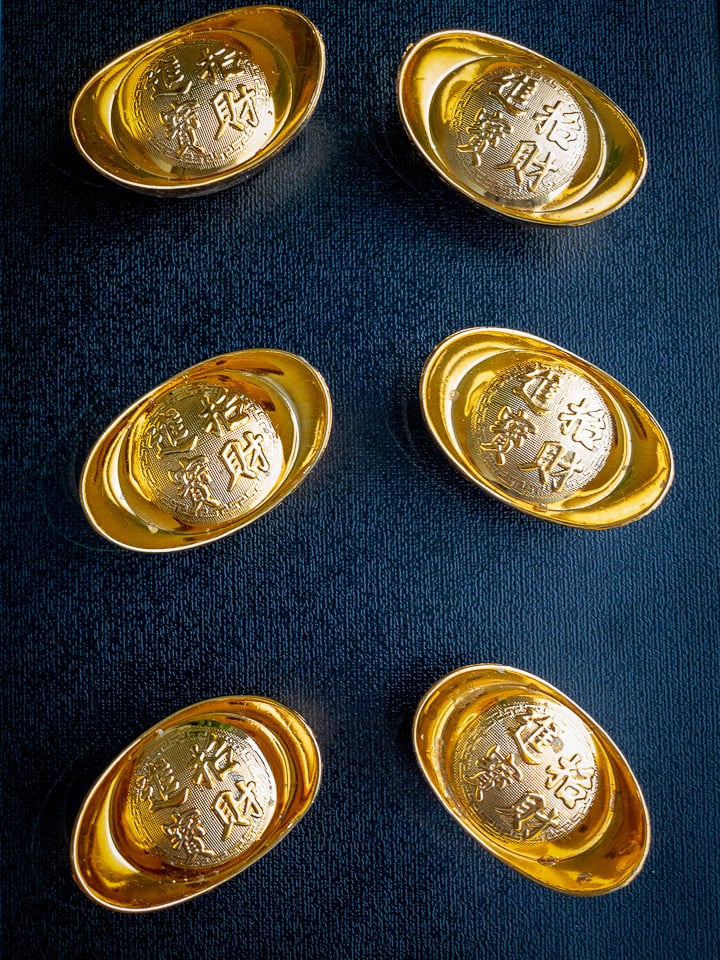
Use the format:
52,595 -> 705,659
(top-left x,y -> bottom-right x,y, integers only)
3,2 -> 719,958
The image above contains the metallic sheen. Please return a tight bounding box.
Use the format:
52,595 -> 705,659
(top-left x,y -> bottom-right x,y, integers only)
414,665 -> 651,895
80,349 -> 332,551
70,7 -> 325,195
420,328 -> 673,528
397,31 -> 646,225
71,697 -> 321,911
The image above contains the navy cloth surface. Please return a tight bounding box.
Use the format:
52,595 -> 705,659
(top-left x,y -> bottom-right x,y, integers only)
3,2 -> 719,958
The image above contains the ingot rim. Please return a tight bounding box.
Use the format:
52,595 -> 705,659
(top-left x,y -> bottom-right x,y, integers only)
69,6 -> 326,196
80,348 -> 333,552
413,664 -> 651,895
420,327 -> 674,528
70,696 -> 322,912
397,30 -> 647,225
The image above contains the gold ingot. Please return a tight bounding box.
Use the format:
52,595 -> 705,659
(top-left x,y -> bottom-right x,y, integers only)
414,665 -> 650,895
397,31 -> 646,224
70,7 -> 325,195
71,696 -> 321,911
81,349 -> 332,551
420,328 -> 673,528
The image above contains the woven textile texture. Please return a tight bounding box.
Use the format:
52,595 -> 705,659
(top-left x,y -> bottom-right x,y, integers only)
2,2 -> 719,958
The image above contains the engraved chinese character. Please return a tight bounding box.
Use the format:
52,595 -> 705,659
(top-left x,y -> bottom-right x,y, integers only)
146,408 -> 197,458
463,746 -> 523,801
557,397 -> 607,450
213,780 -> 264,840
136,760 -> 189,811
170,456 -> 221,514
545,754 -> 595,809
490,72 -> 538,112
512,367 -> 562,414
198,390 -> 251,436
220,433 -> 271,489
457,108 -> 513,166
162,808 -> 215,861
159,100 -> 205,159
480,405 -> 537,465
196,46 -> 246,84
519,442 -> 583,493
496,792 -> 560,839
147,56 -> 192,99
496,141 -> 559,192
213,85 -> 259,139
511,708 -> 561,764
533,100 -> 582,151
190,735 -> 239,788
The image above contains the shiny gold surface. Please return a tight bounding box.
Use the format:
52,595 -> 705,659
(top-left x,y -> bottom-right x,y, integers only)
397,31 -> 646,225
414,665 -> 650,895
70,7 -> 325,195
420,328 -> 673,528
80,349 -> 332,551
71,696 -> 321,912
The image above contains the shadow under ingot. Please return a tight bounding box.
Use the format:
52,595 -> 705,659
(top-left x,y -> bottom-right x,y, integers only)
80,349 -> 332,551
70,6 -> 325,195
414,665 -> 650,895
71,696 -> 321,911
420,328 -> 673,528
397,31 -> 646,225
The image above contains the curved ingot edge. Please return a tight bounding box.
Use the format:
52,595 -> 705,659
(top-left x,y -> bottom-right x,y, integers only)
413,665 -> 651,895
71,696 -> 322,912
397,30 -> 647,225
69,6 -> 326,195
420,327 -> 674,528
79,349 -> 333,552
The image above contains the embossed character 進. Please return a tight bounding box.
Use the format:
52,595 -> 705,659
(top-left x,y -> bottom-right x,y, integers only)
490,72 -> 538,112
146,408 -> 198,457
512,366 -> 562,414
136,759 -> 189,811
147,56 -> 191,99
511,708 -> 561,764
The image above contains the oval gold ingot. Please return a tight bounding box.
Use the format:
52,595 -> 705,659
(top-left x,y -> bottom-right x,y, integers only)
414,665 -> 650,895
80,349 -> 332,551
71,697 -> 321,912
420,328 -> 673,528
397,32 -> 646,225
70,7 -> 325,195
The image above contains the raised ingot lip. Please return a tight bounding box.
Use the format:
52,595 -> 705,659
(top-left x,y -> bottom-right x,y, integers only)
80,349 -> 332,551
413,664 -> 650,895
420,327 -> 673,528
70,6 -> 325,195
397,31 -> 646,225
71,696 -> 321,912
